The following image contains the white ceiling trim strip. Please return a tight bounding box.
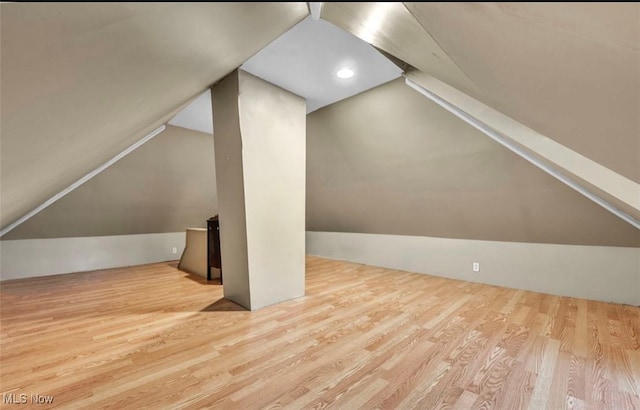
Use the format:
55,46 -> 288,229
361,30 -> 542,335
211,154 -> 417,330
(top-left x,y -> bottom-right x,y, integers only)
1,125 -> 167,237
405,76 -> 640,230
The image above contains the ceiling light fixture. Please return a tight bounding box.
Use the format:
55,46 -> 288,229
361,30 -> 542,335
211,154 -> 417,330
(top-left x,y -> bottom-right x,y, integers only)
336,67 -> 354,79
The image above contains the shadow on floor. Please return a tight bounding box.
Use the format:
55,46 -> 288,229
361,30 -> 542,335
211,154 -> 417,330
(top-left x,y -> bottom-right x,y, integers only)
166,262 -> 222,286
201,298 -> 247,312
182,274 -> 221,286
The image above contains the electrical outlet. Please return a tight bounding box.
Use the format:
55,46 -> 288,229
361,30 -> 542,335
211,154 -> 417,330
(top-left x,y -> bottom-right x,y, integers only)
172,247 -> 177,254
472,262 -> 480,272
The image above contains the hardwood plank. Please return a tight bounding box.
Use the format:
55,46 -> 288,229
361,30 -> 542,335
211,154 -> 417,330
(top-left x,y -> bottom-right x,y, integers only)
492,358 -> 535,409
548,351 -> 571,410
527,338 -> 560,409
453,389 -> 479,410
574,299 -> 588,358
567,395 -> 587,410
0,256 -> 638,409
567,355 -> 586,402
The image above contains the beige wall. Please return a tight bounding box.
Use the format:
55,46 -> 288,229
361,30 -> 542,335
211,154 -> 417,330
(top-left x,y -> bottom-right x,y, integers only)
1,233 -> 186,281
306,78 -> 639,247
3,125 -> 217,239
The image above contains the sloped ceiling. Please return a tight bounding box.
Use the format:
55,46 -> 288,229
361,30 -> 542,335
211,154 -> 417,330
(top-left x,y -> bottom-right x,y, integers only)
403,2 -> 639,183
2,2 -> 638,235
0,2 -> 308,230
321,1 -> 639,229
320,2 -> 479,96
330,2 -> 640,186
3,125 -> 216,239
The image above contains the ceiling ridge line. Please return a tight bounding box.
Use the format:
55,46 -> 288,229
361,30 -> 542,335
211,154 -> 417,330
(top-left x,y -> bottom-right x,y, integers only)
401,3 -> 477,90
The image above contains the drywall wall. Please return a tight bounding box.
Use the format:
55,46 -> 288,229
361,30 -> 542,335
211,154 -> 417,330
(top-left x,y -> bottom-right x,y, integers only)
3,125 -> 217,239
405,73 -> 640,226
212,70 -> 306,311
0,232 -> 185,281
306,231 -> 640,306
306,78 -> 639,247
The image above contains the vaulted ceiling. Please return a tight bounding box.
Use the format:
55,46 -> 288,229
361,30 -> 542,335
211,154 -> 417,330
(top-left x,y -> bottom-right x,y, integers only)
0,3 -> 307,230
1,2 -> 638,234
322,2 -> 639,183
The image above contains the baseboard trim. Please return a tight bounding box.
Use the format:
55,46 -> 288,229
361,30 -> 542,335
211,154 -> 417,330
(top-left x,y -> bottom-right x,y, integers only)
1,232 -> 186,280
306,231 -> 640,306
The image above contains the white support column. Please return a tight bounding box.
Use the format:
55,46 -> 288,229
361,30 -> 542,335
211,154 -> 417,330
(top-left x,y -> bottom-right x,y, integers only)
211,70 -> 306,310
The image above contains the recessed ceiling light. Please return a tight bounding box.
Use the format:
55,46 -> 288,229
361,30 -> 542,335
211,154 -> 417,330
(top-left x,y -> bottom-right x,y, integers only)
336,67 -> 355,79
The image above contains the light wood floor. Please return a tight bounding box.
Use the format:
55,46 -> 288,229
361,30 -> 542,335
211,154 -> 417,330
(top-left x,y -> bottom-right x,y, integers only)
1,257 -> 639,409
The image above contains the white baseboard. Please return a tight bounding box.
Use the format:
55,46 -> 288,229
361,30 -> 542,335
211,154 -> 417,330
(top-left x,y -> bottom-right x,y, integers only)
4,231 -> 638,306
306,231 -> 640,306
0,232 -> 186,280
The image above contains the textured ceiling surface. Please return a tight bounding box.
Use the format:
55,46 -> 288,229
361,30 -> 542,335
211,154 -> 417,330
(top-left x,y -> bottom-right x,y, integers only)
0,2 -> 307,230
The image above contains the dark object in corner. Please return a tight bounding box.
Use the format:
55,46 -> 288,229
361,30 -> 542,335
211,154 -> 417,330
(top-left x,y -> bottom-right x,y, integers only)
207,215 -> 222,284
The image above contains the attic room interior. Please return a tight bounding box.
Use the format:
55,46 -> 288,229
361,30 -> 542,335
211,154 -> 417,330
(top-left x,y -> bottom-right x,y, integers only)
0,2 -> 638,408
